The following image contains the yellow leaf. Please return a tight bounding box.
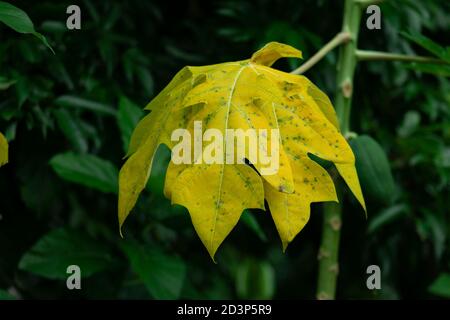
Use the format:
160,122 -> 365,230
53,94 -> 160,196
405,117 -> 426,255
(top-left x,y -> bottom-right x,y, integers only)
0,132 -> 8,167
118,41 -> 366,258
335,163 -> 366,212
264,155 -> 337,250
301,80 -> 366,213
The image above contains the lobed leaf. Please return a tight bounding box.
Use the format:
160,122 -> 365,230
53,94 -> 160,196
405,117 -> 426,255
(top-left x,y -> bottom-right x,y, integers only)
119,42 -> 366,257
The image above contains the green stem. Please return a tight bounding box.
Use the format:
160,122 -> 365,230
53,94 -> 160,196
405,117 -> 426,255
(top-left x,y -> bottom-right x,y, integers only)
317,194 -> 342,300
291,32 -> 352,75
334,0 -> 362,135
356,50 -> 449,64
316,0 -> 362,300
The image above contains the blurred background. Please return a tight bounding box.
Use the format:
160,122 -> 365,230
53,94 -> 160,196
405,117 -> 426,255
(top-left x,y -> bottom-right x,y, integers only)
0,0 -> 449,299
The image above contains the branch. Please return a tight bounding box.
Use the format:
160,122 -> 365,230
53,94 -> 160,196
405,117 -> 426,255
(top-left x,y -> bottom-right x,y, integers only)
356,50 -> 449,64
291,32 -> 352,75
316,0 -> 363,300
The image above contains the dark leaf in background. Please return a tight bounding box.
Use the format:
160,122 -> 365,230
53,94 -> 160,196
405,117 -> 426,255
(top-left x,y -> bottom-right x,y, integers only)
54,109 -> 89,153
146,145 -> 170,197
121,242 -> 186,299
240,210 -> 268,242
0,289 -> 15,300
401,31 -> 450,61
367,204 -> 408,234
350,135 -> 398,205
405,63 -> 450,77
49,152 -> 118,193
0,76 -> 16,90
19,228 -> 116,279
428,273 -> 450,298
236,258 -> 275,299
0,1 -> 54,53
55,96 -> 116,116
117,96 -> 144,153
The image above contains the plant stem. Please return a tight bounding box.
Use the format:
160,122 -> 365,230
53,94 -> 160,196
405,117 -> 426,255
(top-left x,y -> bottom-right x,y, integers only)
316,0 -> 362,300
317,193 -> 342,300
334,0 -> 362,135
356,50 -> 449,64
291,32 -> 352,75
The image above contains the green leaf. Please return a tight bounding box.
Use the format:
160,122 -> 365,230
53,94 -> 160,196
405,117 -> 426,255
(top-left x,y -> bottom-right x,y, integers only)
397,111 -> 421,138
121,242 -> 186,299
55,95 -> 117,116
136,68 -> 155,97
0,76 -> 16,90
401,31 -> 448,61
117,96 -> 144,153
236,259 -> 275,299
367,204 -> 408,234
241,210 -> 267,242
405,63 -> 450,77
147,145 -> 171,197
429,273 -> 450,298
0,289 -> 15,300
350,135 -> 397,205
422,208 -> 446,260
0,1 -> 54,53
19,228 -> 115,279
54,109 -> 88,153
49,152 -> 118,193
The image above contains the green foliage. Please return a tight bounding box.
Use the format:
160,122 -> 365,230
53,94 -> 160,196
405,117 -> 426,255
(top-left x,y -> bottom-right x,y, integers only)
401,31 -> 450,77
236,259 -> 275,299
0,1 -> 53,53
428,273 -> 450,298
0,289 -> 15,300
19,228 -> 116,279
121,242 -> 186,299
49,152 -> 118,193
350,135 -> 397,205
117,96 -> 143,153
0,0 -> 448,299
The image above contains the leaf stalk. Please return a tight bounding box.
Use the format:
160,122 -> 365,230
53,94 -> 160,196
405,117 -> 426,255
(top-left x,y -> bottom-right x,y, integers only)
291,32 -> 352,75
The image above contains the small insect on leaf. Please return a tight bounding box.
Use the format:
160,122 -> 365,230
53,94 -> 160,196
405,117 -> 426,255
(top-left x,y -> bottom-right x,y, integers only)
118,42 -> 365,260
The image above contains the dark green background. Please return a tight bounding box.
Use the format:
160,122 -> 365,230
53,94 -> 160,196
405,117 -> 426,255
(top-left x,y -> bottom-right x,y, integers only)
0,0 -> 449,299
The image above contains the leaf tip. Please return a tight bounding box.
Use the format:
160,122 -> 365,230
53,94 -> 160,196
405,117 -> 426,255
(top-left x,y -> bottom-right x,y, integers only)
282,242 -> 289,253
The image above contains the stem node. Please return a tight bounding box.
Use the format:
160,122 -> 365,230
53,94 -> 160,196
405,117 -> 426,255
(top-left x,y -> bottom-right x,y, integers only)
329,217 -> 342,231
341,79 -> 353,98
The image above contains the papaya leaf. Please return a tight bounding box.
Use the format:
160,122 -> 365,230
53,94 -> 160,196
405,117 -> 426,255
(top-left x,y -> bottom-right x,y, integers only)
0,132 -> 8,166
119,42 -> 365,259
